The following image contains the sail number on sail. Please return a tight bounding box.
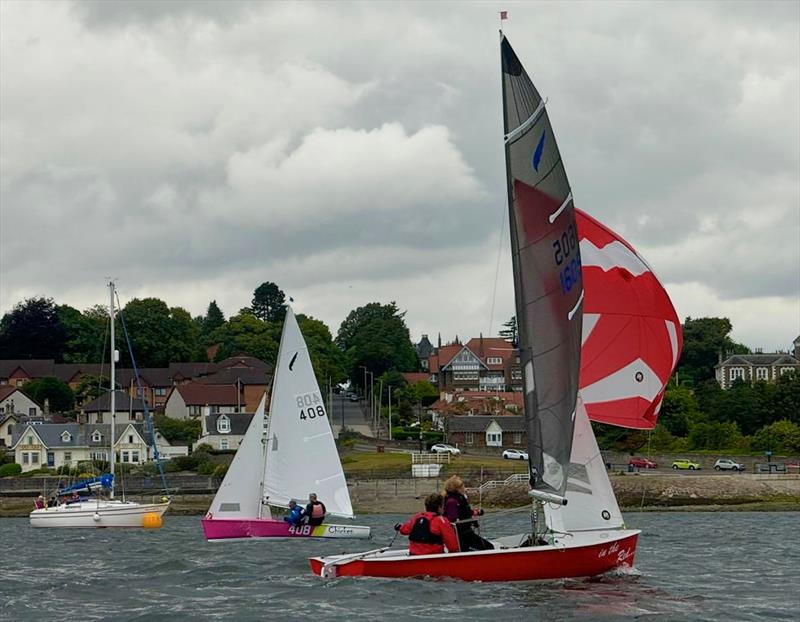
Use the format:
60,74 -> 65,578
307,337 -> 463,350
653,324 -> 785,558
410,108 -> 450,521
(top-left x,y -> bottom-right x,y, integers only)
553,223 -> 582,294
296,391 -> 326,421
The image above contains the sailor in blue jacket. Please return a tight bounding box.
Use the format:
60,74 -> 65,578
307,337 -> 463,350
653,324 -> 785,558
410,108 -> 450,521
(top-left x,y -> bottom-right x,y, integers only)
284,500 -> 305,526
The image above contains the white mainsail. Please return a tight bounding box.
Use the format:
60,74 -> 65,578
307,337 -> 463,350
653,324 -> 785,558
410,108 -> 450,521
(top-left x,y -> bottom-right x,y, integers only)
543,397 -> 624,534
263,308 -> 353,518
207,394 -> 268,519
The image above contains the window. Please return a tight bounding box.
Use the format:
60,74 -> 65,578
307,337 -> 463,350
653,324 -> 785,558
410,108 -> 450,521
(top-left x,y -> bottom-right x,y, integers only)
31,453 -> 39,464
210,405 -> 221,414
780,367 -> 794,376
16,379 -> 24,387
22,453 -> 29,464
90,450 -> 108,461
29,407 -> 36,416
121,451 -> 130,463
189,405 -> 201,416
64,452 -> 72,463
487,357 -> 503,365
0,406 -> 4,414
154,388 -> 167,397
92,430 -> 103,442
465,432 -> 474,446
513,432 -> 522,444
128,435 -> 134,444
486,432 -> 502,447
220,439 -> 229,450
96,414 -> 104,424
131,451 -> 140,463
756,367 -> 768,380
27,435 -> 33,445
729,367 -> 745,381
217,416 -> 231,434
454,371 -> 479,381
511,370 -> 522,380
61,431 -> 72,442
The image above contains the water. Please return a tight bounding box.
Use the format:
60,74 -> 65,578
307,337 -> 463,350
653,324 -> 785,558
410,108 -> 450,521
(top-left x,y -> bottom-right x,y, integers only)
1,512 -> 797,621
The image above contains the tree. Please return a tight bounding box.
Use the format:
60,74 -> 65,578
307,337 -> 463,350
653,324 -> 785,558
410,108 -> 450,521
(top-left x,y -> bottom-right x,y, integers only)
336,302 -> 418,388
499,316 -> 518,344
57,305 -> 108,363
22,376 -> 75,413
73,374 -> 111,405
752,420 -> 800,454
297,314 -> 346,388
677,317 -> 749,386
202,300 -> 225,336
659,385 -> 701,436
154,415 -> 201,447
251,282 -> 286,323
209,311 -> 279,363
0,297 -> 67,360
118,298 -> 203,367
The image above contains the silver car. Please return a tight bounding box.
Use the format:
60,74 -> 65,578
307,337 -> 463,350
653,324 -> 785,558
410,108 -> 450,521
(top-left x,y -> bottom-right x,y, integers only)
714,458 -> 745,471
502,449 -> 529,460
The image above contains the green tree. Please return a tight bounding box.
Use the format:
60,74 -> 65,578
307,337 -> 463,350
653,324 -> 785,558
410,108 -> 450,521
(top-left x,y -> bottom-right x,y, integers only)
73,374 -> 111,405
677,317 -> 749,386
336,302 -> 418,388
297,314 -> 346,388
57,305 -> 107,363
251,282 -> 286,323
751,420 -> 800,454
687,421 -> 742,450
659,385 -> 702,436
209,311 -> 279,363
499,316 -> 518,344
772,371 -> 800,424
118,298 -> 202,367
202,300 -> 226,336
0,297 -> 67,360
154,415 -> 201,447
22,376 -> 75,412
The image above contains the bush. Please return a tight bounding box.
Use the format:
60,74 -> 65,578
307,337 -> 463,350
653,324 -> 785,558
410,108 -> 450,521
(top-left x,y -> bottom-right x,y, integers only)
752,420 -> 800,454
0,463 -> 22,477
212,464 -> 228,479
193,443 -> 214,454
197,461 -> 217,476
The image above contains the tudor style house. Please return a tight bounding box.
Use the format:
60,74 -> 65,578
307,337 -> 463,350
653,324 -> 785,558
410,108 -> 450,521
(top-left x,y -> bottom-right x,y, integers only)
10,422 -> 154,472
447,415 -> 526,451
424,336 -> 522,394
194,412 -> 255,451
715,337 -> 800,389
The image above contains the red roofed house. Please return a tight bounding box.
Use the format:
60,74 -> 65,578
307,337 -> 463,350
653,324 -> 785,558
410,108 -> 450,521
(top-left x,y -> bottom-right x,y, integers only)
423,335 -> 522,394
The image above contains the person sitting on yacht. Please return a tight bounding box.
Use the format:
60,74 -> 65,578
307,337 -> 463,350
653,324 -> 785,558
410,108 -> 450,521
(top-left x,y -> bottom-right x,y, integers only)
283,500 -> 305,526
305,493 -> 326,526
395,493 -> 460,556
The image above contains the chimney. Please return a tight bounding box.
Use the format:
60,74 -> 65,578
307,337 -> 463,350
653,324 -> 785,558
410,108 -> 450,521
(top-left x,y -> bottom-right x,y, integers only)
437,333 -> 442,348
77,411 -> 87,425
479,333 -> 484,356
44,398 -> 50,417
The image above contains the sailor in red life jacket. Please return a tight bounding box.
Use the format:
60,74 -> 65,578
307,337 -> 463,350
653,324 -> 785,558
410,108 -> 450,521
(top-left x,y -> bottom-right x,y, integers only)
395,493 -> 460,556
305,492 -> 327,527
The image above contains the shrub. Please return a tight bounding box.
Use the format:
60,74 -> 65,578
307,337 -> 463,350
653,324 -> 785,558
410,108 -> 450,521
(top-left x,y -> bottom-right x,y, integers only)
212,464 -> 229,479
193,443 -> 215,454
197,461 -> 217,476
0,463 -> 22,477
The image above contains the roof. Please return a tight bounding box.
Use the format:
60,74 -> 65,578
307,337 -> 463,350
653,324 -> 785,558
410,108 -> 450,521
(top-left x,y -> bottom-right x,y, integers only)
430,391 -> 523,414
0,386 -> 21,402
449,415 -> 526,433
11,422 -> 151,448
0,359 -> 56,378
416,335 -> 435,359
174,383 -> 240,406
82,390 -> 149,413
196,368 -> 269,386
53,363 -> 103,383
402,373 -> 431,385
717,353 -> 800,367
116,367 -> 175,387
216,356 -> 272,371
202,412 -> 254,436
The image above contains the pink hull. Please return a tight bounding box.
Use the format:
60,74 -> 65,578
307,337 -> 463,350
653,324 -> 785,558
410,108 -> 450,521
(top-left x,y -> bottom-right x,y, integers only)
310,531 -> 639,582
202,517 -> 370,540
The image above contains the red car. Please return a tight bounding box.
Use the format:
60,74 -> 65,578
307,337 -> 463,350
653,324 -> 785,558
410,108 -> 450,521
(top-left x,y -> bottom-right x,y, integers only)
628,457 -> 657,469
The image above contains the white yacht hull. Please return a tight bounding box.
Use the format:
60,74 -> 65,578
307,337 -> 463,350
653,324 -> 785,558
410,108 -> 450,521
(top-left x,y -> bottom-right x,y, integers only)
30,500 -> 170,528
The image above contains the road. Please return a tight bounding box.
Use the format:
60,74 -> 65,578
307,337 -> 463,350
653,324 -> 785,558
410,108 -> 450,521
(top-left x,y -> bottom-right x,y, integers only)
329,394 -> 373,438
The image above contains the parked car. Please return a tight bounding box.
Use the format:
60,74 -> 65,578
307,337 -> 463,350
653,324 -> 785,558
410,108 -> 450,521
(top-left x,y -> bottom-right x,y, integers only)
714,458 -> 745,471
502,449 -> 529,461
430,443 -> 461,456
628,457 -> 658,469
348,394 -> 360,402
672,459 -> 701,470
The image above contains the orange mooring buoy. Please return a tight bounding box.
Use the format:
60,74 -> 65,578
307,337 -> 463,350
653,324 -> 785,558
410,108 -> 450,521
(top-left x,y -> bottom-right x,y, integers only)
142,512 -> 163,529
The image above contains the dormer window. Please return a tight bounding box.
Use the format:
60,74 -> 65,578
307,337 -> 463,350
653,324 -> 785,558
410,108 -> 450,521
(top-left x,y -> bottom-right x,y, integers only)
92,430 -> 103,442
61,431 -> 72,442
217,416 -> 230,434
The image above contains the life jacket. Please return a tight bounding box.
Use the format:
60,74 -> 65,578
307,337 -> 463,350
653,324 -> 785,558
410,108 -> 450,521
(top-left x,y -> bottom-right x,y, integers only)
310,501 -> 325,519
408,513 -> 443,545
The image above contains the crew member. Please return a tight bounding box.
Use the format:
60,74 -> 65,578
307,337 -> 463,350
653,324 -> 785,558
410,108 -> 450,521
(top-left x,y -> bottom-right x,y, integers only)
305,493 -> 326,526
444,475 -> 494,551
283,500 -> 305,527
395,493 -> 460,556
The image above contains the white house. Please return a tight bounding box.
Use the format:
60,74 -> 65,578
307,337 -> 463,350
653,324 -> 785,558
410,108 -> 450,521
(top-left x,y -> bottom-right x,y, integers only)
11,422 -> 154,472
0,386 -> 42,418
163,383 -> 241,420
81,390 -> 149,424
194,412 -> 255,451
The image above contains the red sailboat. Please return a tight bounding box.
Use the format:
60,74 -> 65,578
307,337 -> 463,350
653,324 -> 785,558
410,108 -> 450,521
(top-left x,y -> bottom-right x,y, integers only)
310,33 -> 680,582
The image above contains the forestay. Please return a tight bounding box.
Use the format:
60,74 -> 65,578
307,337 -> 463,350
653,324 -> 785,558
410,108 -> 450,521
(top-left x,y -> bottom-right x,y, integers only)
544,399 -> 624,534
501,36 -> 583,497
206,394 -> 267,520
263,308 -> 353,518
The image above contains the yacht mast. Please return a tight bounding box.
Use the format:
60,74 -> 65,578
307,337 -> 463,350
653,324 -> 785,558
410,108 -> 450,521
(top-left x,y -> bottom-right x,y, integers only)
109,281 -> 116,499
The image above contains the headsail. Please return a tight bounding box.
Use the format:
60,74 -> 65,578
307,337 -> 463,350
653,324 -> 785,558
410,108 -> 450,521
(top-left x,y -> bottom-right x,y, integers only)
577,208 -> 683,429
501,36 -> 583,497
206,393 -> 267,519
263,308 -> 354,518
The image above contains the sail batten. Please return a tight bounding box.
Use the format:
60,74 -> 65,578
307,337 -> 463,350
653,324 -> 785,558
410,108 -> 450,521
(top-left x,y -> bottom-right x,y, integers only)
502,36 -> 582,496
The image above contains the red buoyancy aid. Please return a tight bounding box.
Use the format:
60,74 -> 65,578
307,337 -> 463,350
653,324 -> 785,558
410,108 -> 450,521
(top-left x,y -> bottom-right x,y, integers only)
408,514 -> 443,545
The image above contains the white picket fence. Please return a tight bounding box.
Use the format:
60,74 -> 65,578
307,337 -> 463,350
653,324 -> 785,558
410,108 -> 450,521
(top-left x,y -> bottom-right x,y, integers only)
411,452 -> 451,465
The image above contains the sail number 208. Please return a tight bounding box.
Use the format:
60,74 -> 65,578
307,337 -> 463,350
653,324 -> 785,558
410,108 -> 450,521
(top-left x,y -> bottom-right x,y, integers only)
296,391 -> 326,421
552,224 -> 582,294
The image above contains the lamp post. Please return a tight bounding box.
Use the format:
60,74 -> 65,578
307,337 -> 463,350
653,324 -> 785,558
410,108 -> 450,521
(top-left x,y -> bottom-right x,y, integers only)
387,386 -> 392,441
377,378 -> 383,439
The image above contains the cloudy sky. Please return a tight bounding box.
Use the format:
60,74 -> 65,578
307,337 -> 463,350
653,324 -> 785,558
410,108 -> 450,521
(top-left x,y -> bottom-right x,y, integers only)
1,0 -> 798,351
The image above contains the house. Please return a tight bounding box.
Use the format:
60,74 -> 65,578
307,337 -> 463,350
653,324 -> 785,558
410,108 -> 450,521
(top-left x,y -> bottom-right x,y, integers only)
81,390 -> 149,424
427,336 -> 522,393
415,335 -> 436,371
194,412 -> 255,451
10,422 -> 154,471
715,339 -> 800,389
0,386 -> 42,419
0,413 -> 21,448
152,430 -> 189,460
429,391 -> 523,423
163,383 -> 243,420
0,359 -> 57,387
401,372 -> 432,386
447,415 -> 526,451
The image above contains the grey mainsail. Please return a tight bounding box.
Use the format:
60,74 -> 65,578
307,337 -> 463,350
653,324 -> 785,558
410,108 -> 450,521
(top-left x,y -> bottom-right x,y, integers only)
500,35 -> 583,497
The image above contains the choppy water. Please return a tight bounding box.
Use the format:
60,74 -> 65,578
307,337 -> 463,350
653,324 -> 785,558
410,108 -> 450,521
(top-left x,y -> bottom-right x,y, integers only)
1,512 -> 797,621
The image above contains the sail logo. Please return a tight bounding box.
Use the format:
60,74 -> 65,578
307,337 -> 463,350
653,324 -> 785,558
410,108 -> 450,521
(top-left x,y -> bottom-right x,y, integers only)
289,352 -> 298,371
532,129 -> 546,171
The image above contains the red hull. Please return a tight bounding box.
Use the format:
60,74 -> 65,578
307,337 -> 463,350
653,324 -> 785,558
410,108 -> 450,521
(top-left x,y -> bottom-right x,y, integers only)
310,531 -> 638,582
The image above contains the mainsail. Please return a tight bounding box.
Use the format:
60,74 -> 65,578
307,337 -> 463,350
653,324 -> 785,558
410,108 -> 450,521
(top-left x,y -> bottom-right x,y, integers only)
263,308 -> 354,518
501,36 -> 583,497
577,208 -> 683,429
206,394 -> 267,519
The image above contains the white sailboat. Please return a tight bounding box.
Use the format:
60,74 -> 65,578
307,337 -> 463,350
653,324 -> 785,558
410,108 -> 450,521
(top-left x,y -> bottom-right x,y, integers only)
30,282 -> 170,528
201,307 -> 370,540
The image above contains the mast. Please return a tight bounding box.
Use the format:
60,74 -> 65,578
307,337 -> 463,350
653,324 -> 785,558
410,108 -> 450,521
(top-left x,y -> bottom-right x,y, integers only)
108,281 -> 116,499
